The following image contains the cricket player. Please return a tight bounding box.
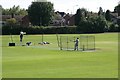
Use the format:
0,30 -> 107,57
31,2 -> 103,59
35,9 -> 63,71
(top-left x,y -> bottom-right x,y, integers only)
20,31 -> 24,43
74,38 -> 79,51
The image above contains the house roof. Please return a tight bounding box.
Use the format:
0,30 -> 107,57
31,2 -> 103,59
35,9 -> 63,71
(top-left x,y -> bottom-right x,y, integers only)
63,13 -> 74,19
55,11 -> 66,17
110,13 -> 118,17
117,16 -> 120,19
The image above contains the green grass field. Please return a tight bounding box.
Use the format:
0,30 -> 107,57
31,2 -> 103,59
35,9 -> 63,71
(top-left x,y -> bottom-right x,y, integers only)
1,33 -> 118,78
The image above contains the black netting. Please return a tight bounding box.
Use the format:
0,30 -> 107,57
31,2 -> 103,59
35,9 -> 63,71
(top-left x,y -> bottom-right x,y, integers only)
60,36 -> 95,51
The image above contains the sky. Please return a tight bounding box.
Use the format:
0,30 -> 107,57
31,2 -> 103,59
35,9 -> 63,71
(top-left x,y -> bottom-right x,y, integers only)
0,0 -> 119,14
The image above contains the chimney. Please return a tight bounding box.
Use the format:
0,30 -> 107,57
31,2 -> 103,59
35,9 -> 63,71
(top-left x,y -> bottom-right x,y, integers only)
11,13 -> 14,18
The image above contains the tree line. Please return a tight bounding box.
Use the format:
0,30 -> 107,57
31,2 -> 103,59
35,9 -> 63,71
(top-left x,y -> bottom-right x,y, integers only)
2,5 -> 28,16
1,1 -> 120,34
74,6 -> 120,33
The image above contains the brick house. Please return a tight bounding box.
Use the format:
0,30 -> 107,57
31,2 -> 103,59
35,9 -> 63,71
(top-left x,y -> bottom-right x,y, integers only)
110,13 -> 118,24
1,12 -> 76,27
64,13 -> 75,26
51,11 -> 66,26
1,15 -> 30,27
21,15 -> 30,27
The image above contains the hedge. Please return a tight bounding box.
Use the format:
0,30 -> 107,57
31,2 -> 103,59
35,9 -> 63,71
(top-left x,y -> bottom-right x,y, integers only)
2,25 -> 119,35
2,25 -> 76,35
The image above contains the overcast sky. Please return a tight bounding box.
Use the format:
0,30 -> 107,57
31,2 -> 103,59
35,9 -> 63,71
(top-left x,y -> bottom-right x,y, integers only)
0,0 -> 119,14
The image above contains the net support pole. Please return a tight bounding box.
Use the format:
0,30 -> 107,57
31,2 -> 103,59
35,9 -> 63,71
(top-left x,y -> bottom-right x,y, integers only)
60,36 -> 62,50
87,36 -> 88,50
80,36 -> 82,50
94,36 -> 95,50
42,33 -> 43,42
56,34 -> 60,47
10,33 -> 13,43
67,36 -> 68,50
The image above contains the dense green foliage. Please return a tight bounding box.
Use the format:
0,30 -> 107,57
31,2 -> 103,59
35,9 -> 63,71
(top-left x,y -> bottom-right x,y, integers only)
75,8 -> 83,26
109,23 -> 119,32
2,5 -> 28,16
114,4 -> 120,16
28,2 -> 54,26
6,18 -> 17,25
2,25 -> 119,35
74,8 -> 107,33
2,26 -> 76,35
98,7 -> 104,16
76,16 -> 107,33
105,10 -> 111,21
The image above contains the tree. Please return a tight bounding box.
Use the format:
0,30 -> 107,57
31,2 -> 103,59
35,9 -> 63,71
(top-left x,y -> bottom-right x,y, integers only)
114,4 -> 120,16
2,5 -> 28,16
6,18 -> 17,25
98,7 -> 103,16
2,8 -> 10,15
81,8 -> 88,19
75,8 -> 91,33
95,16 -> 107,32
19,9 -> 28,15
28,1 -> 54,26
105,10 -> 111,21
109,23 -> 117,32
9,5 -> 20,15
75,8 -> 88,26
75,8 -> 83,26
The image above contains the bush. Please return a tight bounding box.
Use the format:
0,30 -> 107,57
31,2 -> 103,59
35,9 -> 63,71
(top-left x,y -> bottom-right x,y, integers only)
76,16 -> 107,33
109,23 -> 119,32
